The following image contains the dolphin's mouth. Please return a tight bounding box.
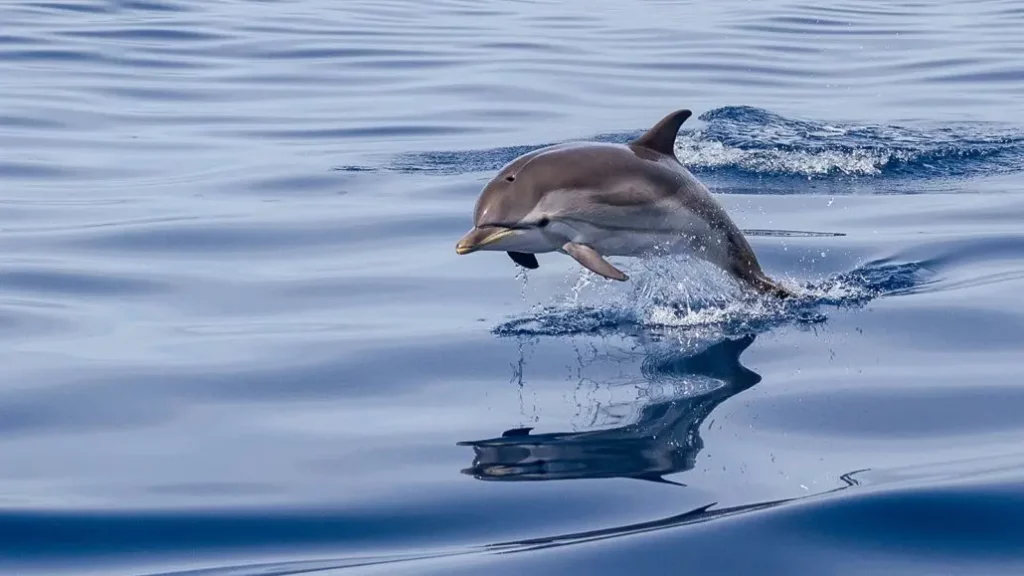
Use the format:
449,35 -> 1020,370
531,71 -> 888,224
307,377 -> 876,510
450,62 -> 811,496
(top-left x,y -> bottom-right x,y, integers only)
456,227 -> 516,254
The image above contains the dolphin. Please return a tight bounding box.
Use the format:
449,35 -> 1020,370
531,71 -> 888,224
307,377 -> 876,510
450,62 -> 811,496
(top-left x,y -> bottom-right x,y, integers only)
454,109 -> 795,298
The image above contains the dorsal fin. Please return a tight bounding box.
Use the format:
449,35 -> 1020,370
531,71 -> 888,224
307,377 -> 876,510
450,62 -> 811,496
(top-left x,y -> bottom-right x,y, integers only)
630,109 -> 692,156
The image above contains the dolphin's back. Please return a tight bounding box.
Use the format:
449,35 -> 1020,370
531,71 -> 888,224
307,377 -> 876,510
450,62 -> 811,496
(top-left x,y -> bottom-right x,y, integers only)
523,142 -> 776,285
520,142 -> 741,235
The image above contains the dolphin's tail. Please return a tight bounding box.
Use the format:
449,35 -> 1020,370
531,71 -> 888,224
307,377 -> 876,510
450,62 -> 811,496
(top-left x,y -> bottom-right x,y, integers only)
724,231 -> 799,299
748,273 -> 798,299
730,264 -> 798,299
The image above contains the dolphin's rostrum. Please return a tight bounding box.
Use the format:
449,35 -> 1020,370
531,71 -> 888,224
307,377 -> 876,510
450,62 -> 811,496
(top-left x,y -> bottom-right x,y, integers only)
455,109 -> 794,298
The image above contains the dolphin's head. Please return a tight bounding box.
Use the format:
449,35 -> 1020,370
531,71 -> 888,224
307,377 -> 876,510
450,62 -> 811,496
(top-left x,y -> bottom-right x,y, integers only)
454,138 -> 680,258
455,148 -> 568,256
456,109 -> 696,258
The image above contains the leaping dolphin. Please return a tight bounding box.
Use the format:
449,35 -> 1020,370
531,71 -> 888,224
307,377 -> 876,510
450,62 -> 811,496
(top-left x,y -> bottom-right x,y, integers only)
455,109 -> 795,298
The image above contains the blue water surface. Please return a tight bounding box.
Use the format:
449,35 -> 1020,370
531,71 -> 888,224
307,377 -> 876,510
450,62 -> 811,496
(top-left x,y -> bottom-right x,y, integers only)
2,0 -> 1024,574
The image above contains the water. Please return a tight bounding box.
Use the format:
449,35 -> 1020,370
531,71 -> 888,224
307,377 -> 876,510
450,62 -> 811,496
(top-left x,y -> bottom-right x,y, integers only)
1,0 -> 1023,574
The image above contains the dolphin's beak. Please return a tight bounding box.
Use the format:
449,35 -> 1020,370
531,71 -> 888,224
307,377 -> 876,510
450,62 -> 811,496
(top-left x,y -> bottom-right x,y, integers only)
456,227 -> 516,255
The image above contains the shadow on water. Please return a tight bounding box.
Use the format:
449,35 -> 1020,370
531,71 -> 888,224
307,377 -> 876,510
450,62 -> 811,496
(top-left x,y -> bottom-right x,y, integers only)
458,335 -> 762,486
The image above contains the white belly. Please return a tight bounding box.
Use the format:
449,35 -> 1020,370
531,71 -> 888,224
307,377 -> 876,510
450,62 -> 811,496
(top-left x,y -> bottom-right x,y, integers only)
589,231 -> 686,256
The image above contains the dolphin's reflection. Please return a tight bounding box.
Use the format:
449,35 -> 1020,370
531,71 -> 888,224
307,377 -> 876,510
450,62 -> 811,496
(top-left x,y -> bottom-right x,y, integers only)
458,334 -> 762,485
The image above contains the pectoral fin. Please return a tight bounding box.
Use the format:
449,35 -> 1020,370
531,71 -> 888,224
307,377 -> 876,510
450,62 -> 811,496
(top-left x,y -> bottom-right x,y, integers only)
506,251 -> 539,269
561,242 -> 628,281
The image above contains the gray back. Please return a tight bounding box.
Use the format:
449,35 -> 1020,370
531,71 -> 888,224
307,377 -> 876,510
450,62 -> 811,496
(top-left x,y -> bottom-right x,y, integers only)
471,109 -> 742,237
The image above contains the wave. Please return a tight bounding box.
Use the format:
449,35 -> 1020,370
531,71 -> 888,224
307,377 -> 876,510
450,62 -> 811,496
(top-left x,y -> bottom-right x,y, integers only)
683,106 -> 1024,179
336,106 -> 1024,184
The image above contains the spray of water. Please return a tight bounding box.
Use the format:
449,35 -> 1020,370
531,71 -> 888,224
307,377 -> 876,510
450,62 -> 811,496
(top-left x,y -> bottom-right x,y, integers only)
494,255 -> 927,340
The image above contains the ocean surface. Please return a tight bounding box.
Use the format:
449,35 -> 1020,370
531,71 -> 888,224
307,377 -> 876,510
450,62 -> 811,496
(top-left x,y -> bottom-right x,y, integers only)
2,0 -> 1024,574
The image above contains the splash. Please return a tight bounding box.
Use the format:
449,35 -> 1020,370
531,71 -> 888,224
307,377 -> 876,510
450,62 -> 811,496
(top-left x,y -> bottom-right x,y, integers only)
493,257 -> 928,340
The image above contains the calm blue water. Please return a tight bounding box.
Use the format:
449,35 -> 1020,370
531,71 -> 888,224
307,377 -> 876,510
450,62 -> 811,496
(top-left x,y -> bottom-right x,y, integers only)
2,0 -> 1024,574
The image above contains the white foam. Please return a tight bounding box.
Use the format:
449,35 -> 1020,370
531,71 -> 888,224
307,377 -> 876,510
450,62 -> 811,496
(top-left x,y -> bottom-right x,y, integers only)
674,132 -> 918,177
496,251 -> 890,340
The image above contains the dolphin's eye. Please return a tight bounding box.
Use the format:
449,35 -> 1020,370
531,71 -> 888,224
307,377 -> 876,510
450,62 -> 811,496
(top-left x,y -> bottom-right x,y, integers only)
505,175 -> 515,182
537,216 -> 550,227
